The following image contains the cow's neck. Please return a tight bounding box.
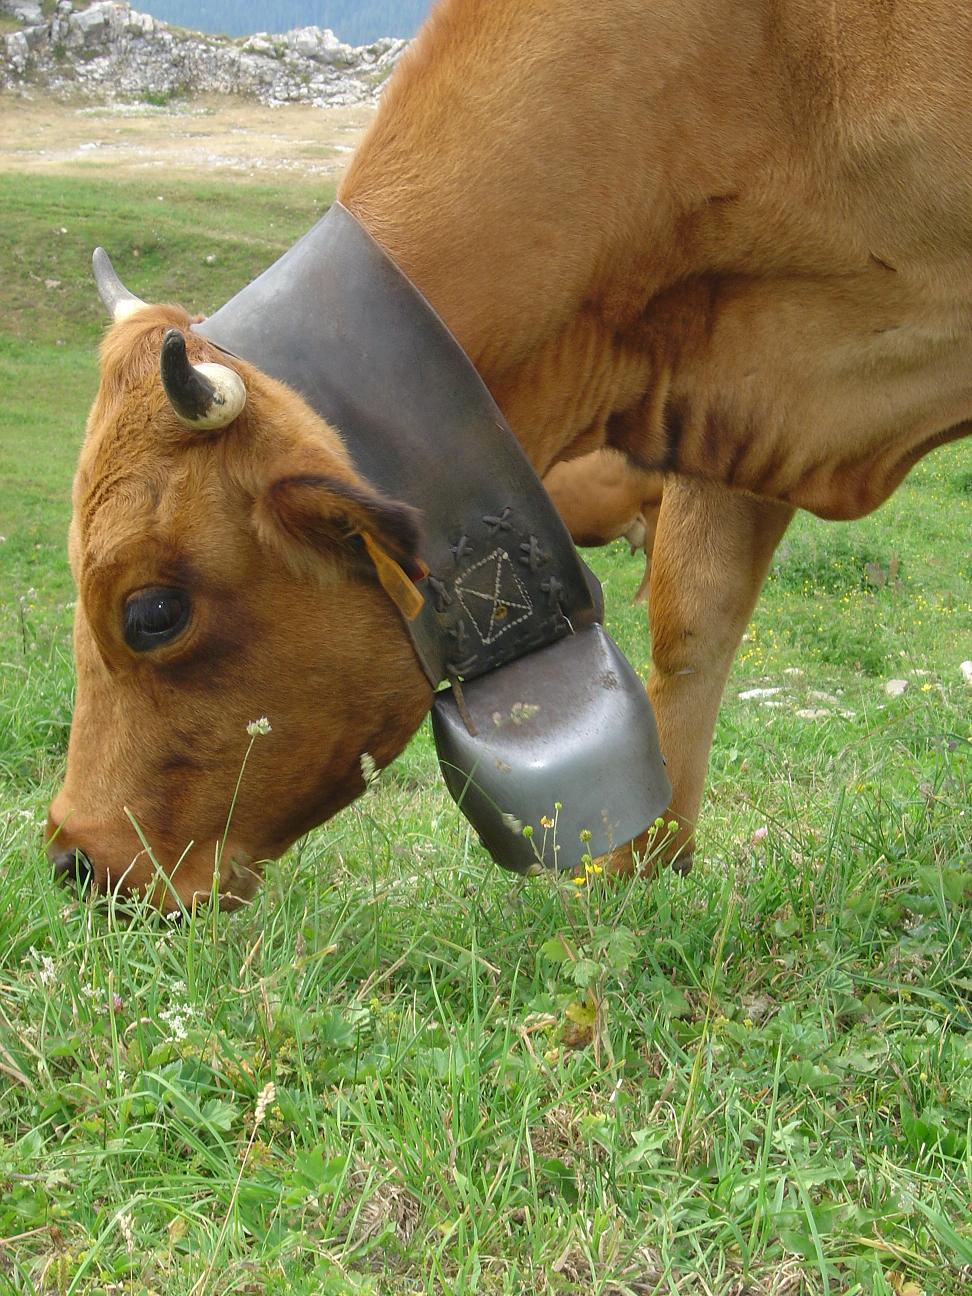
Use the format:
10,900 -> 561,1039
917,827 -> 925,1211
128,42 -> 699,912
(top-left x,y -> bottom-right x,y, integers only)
340,0 -> 972,517
338,0 -> 756,464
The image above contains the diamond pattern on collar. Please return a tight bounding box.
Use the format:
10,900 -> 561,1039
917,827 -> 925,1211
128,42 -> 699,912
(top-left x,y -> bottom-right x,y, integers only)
455,548 -> 534,645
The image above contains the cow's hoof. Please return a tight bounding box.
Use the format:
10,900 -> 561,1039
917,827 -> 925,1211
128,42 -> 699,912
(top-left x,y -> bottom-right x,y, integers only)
593,835 -> 694,880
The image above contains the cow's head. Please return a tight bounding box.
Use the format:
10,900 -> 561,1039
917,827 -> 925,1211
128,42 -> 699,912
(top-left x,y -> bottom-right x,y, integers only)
46,267 -> 432,912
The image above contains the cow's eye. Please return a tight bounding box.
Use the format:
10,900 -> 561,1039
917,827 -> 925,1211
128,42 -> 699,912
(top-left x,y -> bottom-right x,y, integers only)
123,588 -> 191,652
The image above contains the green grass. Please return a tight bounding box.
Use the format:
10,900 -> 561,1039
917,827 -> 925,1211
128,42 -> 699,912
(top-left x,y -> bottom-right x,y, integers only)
1,169 -> 970,1296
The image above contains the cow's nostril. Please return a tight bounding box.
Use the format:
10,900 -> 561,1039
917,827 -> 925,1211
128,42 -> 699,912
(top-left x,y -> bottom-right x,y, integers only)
52,849 -> 93,892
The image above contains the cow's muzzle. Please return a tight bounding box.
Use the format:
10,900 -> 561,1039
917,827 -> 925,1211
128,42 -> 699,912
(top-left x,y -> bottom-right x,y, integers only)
51,847 -> 93,892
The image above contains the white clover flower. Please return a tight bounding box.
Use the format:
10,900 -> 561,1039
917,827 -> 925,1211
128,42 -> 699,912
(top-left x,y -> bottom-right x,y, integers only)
246,717 -> 272,737
159,1002 -> 194,1042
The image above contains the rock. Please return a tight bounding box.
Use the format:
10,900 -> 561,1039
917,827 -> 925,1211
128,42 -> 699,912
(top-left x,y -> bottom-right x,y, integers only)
6,1 -> 43,23
961,661 -> 972,686
288,27 -> 326,59
68,3 -> 112,48
4,30 -> 28,74
242,34 -> 276,57
126,11 -> 153,35
738,687 -> 782,700
884,678 -> 909,698
22,23 -> 47,50
0,2 -> 408,107
318,29 -> 356,67
808,689 -> 841,704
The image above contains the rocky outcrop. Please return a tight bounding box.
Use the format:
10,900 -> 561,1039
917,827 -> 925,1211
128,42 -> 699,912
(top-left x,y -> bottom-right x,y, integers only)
0,1 -> 407,106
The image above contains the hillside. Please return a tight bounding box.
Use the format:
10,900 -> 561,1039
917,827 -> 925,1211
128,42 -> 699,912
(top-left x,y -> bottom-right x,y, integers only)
0,1 -> 409,106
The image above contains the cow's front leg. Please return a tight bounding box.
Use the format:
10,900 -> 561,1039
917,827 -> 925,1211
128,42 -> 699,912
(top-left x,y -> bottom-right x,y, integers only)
616,476 -> 794,874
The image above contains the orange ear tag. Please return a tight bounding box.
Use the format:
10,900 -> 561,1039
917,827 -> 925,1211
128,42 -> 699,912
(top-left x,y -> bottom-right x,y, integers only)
361,532 -> 426,622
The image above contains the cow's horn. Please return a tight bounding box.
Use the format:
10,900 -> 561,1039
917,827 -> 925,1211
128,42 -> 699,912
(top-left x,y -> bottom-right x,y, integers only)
92,247 -> 147,322
160,328 -> 247,430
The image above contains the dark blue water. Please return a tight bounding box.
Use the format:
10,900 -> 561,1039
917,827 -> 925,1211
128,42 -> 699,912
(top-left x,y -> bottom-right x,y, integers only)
134,1 -> 433,47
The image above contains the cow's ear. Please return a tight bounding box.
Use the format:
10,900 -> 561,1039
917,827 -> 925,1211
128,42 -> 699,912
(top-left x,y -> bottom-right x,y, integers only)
257,471 -> 427,617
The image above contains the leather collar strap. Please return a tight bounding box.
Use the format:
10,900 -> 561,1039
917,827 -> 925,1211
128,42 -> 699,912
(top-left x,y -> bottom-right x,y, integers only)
195,202 -> 597,688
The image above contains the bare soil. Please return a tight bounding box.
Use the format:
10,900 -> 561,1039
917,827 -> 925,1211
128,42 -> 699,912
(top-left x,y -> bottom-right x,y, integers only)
0,95 -> 376,181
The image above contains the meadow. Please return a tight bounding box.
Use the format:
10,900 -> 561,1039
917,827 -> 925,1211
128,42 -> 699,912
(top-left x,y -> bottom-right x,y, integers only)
0,137 -> 970,1296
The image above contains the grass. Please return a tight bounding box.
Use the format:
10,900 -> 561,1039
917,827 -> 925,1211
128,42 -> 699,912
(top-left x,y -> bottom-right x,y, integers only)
0,166 -> 970,1296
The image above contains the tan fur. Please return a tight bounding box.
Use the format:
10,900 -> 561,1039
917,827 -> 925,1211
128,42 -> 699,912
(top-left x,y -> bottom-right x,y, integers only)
52,0 -> 972,900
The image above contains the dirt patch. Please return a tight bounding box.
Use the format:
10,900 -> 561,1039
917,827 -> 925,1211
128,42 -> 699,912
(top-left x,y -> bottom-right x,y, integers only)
0,94 -> 376,181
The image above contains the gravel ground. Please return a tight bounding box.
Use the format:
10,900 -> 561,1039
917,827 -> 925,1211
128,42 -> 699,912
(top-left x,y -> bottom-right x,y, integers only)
0,94 -> 375,180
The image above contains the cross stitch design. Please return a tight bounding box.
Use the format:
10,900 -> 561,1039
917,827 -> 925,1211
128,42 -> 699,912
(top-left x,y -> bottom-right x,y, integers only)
455,548 -> 534,645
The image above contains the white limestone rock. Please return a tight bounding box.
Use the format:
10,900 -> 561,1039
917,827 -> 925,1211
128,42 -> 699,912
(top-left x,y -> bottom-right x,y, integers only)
241,34 -> 277,57
0,2 -> 408,106
68,3 -> 112,47
6,1 -> 43,22
22,23 -> 47,49
4,29 -> 28,73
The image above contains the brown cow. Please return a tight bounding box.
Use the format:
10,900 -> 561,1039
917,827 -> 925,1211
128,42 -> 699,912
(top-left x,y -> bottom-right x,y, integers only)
49,0 -> 972,909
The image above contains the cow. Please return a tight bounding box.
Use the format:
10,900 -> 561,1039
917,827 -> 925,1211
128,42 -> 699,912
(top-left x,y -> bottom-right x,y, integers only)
48,0 -> 972,910
544,451 -> 663,601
